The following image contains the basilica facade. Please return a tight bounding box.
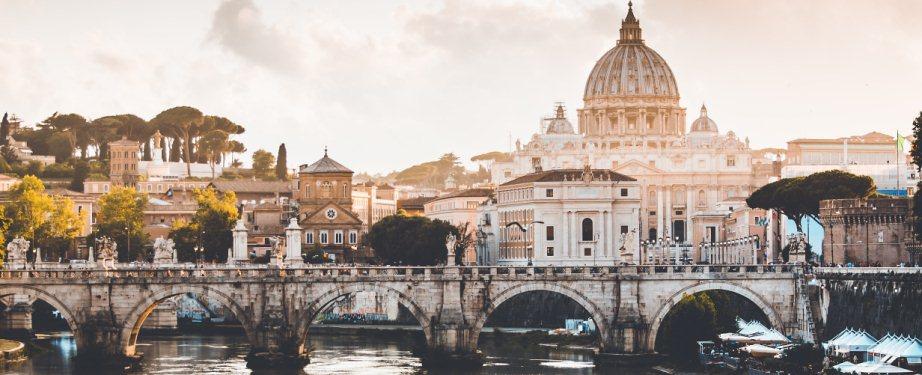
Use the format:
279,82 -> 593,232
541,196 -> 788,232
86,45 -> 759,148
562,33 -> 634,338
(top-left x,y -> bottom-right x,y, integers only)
489,4 -> 772,262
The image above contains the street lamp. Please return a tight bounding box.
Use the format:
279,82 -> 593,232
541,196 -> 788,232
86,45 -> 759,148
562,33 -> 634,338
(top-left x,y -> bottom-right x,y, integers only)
505,220 -> 544,266
124,225 -> 131,261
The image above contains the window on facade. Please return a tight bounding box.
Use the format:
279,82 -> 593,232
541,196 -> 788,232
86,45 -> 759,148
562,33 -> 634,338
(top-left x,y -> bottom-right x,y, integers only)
727,156 -> 736,167
320,231 -> 328,244
649,211 -> 656,216
621,188 -> 628,197
583,247 -> 592,256
306,232 -> 314,244
546,226 -> 555,241
349,231 -> 357,244
621,225 -> 629,234
334,231 -> 343,244
545,189 -> 554,198
546,247 -> 554,257
581,218 -> 593,241
320,181 -> 333,198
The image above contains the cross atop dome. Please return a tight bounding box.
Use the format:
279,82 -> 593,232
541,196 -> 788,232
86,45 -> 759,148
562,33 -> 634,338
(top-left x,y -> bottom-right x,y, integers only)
619,1 -> 643,44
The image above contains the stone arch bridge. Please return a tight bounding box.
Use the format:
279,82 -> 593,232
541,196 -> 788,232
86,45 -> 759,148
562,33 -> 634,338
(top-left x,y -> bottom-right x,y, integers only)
0,264 -> 811,369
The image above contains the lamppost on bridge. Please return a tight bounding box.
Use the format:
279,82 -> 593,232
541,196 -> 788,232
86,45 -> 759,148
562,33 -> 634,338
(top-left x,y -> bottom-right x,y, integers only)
505,220 -> 544,266
124,225 -> 131,261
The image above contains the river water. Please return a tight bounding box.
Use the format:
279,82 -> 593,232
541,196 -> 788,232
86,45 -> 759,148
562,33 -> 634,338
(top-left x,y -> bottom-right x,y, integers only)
2,331 -> 666,374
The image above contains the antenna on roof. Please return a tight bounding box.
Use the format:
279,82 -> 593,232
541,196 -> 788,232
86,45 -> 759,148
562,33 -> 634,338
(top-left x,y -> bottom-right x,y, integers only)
324,146 -> 328,157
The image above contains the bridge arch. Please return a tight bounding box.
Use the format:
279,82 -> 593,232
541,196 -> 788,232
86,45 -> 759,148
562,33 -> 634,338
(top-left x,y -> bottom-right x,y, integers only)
471,282 -> 611,347
0,285 -> 81,348
119,284 -> 254,356
646,281 -> 785,352
300,283 -> 433,346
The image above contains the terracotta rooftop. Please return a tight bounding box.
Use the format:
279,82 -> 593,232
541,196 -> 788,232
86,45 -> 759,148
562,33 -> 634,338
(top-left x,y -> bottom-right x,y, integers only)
501,169 -> 635,186
209,180 -> 292,194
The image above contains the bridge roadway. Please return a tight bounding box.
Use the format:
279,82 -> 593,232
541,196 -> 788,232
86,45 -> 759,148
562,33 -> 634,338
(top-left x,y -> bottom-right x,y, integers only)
0,264 -> 809,369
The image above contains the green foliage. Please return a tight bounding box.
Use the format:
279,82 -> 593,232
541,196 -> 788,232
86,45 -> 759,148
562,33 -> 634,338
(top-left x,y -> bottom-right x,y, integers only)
764,344 -> 825,374
276,143 -> 288,180
252,149 -> 275,179
747,170 -> 874,232
191,188 -> 239,262
0,113 -> 9,147
3,176 -> 84,259
69,160 -> 90,191
656,293 -> 718,365
91,186 -> 148,262
910,111 -> 922,170
168,219 -> 199,262
47,132 -> 74,162
151,106 -> 204,177
364,213 -> 469,266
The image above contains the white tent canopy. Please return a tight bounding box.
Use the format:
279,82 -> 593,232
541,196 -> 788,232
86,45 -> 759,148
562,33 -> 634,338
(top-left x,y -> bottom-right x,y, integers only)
848,361 -> 914,374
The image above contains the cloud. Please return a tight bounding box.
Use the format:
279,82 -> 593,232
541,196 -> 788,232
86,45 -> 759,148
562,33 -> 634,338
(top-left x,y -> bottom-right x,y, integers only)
207,0 -> 305,74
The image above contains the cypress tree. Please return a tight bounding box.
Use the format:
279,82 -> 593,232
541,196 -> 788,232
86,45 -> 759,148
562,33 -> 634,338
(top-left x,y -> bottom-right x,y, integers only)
161,137 -> 167,161
0,113 -> 9,147
276,143 -> 288,180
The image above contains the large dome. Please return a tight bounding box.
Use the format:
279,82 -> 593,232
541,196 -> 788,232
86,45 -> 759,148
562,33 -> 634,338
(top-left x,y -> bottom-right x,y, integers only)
583,3 -> 679,100
690,104 -> 718,133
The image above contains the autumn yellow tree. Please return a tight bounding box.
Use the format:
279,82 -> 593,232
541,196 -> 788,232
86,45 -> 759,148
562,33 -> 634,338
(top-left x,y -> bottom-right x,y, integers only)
4,175 -> 84,260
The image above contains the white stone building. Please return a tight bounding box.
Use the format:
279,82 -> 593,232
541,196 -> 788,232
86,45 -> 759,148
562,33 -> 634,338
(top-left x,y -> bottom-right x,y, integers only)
424,188 -> 494,264
479,167 -> 641,266
489,4 -> 771,263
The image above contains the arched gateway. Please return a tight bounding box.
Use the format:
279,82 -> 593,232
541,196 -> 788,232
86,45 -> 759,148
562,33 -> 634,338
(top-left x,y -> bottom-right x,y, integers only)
0,264 -> 810,369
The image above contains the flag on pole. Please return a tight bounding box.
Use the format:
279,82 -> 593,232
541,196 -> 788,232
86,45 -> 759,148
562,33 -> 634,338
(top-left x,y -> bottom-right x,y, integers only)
896,131 -> 905,153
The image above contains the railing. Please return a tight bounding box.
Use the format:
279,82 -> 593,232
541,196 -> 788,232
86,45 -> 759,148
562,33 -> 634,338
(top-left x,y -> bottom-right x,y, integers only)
0,264 -> 800,281
814,267 -> 922,275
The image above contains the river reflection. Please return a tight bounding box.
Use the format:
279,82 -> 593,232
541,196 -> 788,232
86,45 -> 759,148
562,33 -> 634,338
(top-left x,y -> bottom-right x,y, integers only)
2,331 -> 661,374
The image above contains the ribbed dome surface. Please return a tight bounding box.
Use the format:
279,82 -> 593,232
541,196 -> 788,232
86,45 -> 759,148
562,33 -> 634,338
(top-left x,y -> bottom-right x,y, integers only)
583,3 -> 679,100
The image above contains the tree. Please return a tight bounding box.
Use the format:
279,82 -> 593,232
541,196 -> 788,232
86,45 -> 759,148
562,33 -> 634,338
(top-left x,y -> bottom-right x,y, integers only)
198,129 -> 229,179
0,113 -> 9,147
364,213 -> 463,266
276,143 -> 288,180
151,106 -> 204,177
225,140 -> 246,167
48,131 -> 75,163
191,187 -> 238,261
70,160 -> 90,192
4,176 -> 83,260
91,186 -> 148,262
252,149 -> 275,179
747,171 -> 874,232
37,196 -> 84,260
0,210 -> 11,266
655,293 -> 718,365
38,113 -> 88,159
168,219 -> 198,263
910,112 -> 922,240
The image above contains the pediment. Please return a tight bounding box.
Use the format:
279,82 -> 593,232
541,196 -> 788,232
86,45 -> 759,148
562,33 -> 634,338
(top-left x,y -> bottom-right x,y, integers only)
613,159 -> 665,176
301,202 -> 363,225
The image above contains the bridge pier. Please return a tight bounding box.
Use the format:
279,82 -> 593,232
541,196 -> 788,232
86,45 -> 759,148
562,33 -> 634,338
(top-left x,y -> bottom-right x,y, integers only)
0,302 -> 33,340
73,314 -> 139,370
244,314 -> 309,370
421,324 -> 484,369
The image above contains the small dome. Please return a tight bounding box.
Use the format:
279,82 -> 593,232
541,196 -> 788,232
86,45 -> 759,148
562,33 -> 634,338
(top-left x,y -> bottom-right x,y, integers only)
584,3 -> 679,100
690,104 -> 718,133
545,104 -> 575,134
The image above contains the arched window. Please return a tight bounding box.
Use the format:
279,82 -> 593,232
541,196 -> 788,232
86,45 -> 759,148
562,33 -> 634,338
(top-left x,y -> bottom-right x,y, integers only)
581,218 -> 593,241
320,181 -> 333,198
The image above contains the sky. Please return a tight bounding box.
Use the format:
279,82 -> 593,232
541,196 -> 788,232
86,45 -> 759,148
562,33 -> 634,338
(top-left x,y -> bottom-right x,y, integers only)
1,0 -> 921,174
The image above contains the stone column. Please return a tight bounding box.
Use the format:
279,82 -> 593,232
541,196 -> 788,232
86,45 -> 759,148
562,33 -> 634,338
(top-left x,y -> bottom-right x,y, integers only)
664,186 -> 672,241
600,210 -> 607,259
570,211 -> 577,260
424,267 -> 484,369
285,218 -> 303,265
686,188 -> 693,242
656,188 -> 663,240
233,219 -> 249,262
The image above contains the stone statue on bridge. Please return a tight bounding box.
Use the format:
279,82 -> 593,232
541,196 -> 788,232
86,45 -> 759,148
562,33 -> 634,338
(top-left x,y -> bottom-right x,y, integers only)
95,236 -> 118,269
445,233 -> 456,266
4,237 -> 29,269
152,236 -> 176,265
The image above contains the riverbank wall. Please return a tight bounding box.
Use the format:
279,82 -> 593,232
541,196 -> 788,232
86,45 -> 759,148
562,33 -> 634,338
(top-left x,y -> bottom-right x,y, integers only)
819,271 -> 922,339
